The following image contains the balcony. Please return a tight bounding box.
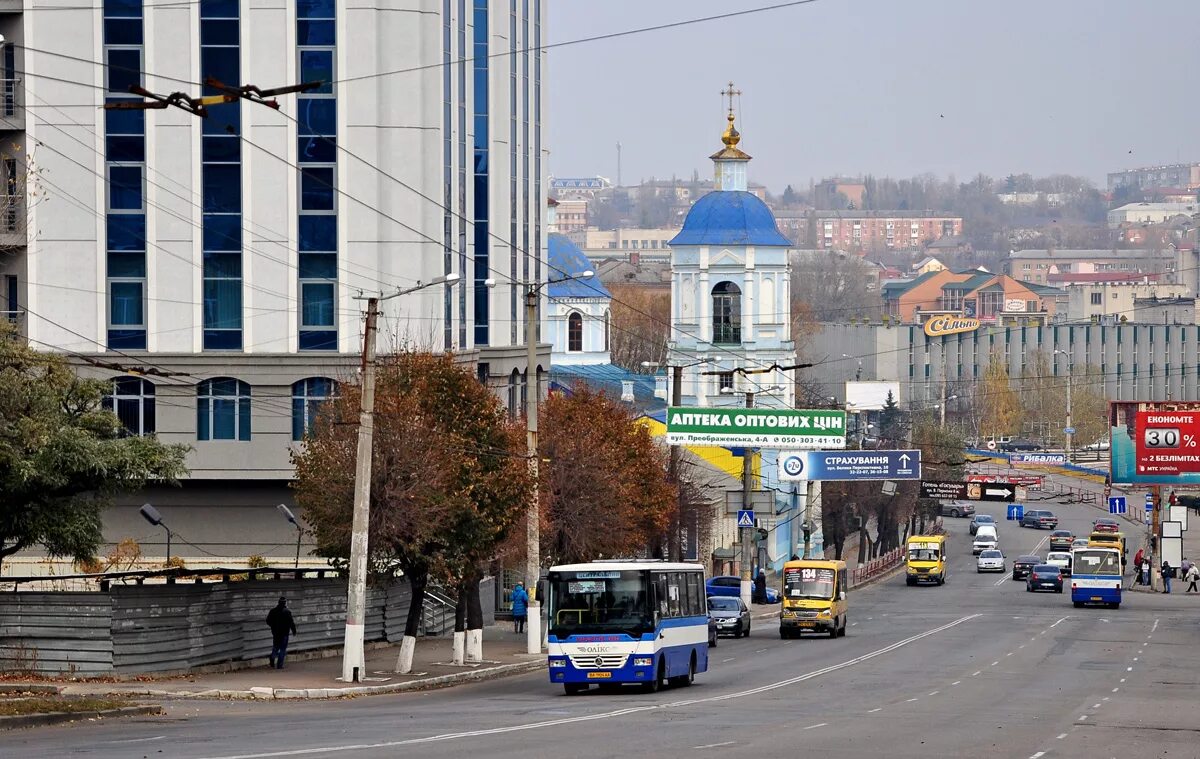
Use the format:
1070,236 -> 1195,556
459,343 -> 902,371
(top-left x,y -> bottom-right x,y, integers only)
0,78 -> 21,131
0,195 -> 24,249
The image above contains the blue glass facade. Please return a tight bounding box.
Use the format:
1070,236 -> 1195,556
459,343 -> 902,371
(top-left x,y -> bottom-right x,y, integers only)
443,0 -> 454,350
297,0 -> 338,350
103,0 -> 146,349
200,0 -> 243,350
457,0 -> 468,347
509,0 -> 518,343
472,1 -> 489,345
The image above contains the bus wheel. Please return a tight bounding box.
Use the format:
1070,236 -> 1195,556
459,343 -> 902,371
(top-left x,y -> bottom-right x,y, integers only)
828,619 -> 838,639
643,661 -> 664,693
838,617 -> 847,637
564,683 -> 585,696
671,654 -> 696,687
1073,601 -> 1083,608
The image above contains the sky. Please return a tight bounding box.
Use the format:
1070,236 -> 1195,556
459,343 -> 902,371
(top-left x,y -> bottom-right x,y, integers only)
547,0 -> 1200,193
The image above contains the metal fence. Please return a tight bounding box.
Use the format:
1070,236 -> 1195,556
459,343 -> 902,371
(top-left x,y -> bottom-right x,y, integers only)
850,548 -> 904,587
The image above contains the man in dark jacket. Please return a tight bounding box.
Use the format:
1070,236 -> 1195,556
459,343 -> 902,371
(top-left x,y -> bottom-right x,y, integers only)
753,570 -> 767,604
266,597 -> 297,669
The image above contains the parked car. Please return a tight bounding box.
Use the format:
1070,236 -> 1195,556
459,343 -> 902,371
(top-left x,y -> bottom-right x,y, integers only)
1020,510 -> 1059,529
707,596 -> 751,638
1048,530 -> 1074,551
940,501 -> 975,518
1012,555 -> 1042,580
1046,551 -> 1073,577
1000,439 -> 1042,452
1092,518 -> 1121,534
976,549 -> 1006,573
1026,564 -> 1064,593
969,514 -> 996,535
1082,438 -> 1111,451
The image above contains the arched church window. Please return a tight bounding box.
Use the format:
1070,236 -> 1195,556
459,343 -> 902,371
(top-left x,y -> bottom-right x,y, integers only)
603,310 -> 610,351
568,312 -> 584,352
712,281 -> 742,344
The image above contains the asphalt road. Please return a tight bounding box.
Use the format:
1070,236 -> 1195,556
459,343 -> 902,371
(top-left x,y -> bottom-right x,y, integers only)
13,500 -> 1199,759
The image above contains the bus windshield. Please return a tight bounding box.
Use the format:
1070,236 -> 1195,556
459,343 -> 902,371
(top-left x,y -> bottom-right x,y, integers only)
1073,549 -> 1121,575
784,566 -> 835,600
547,570 -> 653,638
908,547 -> 941,562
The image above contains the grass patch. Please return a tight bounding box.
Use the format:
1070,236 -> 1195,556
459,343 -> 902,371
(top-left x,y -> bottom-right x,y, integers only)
0,696 -> 131,717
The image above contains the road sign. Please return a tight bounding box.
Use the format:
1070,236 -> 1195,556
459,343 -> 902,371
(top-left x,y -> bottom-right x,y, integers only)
1009,453 -> 1067,467
1110,401 -> 1200,485
777,450 -> 921,482
1146,493 -> 1154,512
1108,496 -> 1126,515
665,407 -> 847,450
736,510 -> 755,528
1063,427 -> 1076,435
724,490 -> 775,515
920,481 -> 1016,502
1007,504 -> 1024,521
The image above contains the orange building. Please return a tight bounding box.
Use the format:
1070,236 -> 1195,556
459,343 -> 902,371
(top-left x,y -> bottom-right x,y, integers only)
882,270 -> 1061,324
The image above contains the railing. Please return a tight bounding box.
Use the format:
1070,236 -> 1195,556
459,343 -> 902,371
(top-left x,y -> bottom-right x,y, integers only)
420,585 -> 457,637
851,547 -> 904,587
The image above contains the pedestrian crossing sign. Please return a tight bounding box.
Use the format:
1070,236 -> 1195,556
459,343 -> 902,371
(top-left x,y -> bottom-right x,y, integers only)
736,510 -> 755,528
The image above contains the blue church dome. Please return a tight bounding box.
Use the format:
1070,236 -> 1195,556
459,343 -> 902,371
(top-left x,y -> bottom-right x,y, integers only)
547,233 -> 611,298
670,190 -> 793,248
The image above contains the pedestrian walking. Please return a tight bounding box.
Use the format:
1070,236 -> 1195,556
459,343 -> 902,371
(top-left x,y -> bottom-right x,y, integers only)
1161,560 -> 1173,594
1141,558 -> 1152,587
1182,557 -> 1194,576
511,582 -> 529,634
753,569 -> 767,604
266,597 -> 297,669
1186,563 -> 1200,593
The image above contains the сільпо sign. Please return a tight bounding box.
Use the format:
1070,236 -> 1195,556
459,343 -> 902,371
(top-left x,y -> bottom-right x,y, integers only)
778,450 -> 921,481
665,407 -> 846,449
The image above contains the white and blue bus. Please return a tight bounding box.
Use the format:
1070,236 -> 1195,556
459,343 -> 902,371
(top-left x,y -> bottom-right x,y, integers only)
1070,547 -> 1122,609
546,561 -> 710,695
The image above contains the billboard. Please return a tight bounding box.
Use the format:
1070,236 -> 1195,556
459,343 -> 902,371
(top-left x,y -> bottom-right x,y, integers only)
665,407 -> 846,449
845,381 -> 902,412
1111,401 -> 1200,485
778,450 -> 920,482
1009,453 -> 1067,467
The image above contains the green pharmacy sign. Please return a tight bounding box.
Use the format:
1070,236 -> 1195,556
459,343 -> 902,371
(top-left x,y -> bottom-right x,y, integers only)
665,407 -> 847,450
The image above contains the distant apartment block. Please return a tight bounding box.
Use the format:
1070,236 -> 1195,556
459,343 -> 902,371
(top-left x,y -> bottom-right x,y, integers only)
814,178 -> 867,208
1006,249 -> 1178,284
1108,163 -> 1200,192
814,211 -> 962,251
1107,202 -> 1199,229
1066,282 -> 1190,322
549,176 -> 611,198
580,227 -> 679,260
555,198 -> 590,235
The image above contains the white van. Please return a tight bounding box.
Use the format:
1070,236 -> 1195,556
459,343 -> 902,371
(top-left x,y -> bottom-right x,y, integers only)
972,525 -> 999,555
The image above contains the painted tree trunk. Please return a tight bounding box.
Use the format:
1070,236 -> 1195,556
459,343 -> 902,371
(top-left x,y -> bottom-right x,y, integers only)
452,581 -> 468,666
396,568 -> 428,674
466,572 -> 484,662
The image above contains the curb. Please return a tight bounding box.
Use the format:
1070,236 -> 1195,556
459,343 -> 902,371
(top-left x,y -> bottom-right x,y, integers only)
90,660 -> 546,701
0,705 -> 162,731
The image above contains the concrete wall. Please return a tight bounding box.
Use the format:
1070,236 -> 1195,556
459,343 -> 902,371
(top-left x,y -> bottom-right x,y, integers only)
0,576 -> 494,675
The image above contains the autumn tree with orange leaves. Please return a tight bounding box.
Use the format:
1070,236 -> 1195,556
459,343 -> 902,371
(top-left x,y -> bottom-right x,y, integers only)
539,384 -> 676,564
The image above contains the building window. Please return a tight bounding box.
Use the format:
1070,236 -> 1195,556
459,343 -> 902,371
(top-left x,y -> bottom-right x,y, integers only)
603,309 -> 610,351
1090,292 -> 1102,305
712,281 -> 742,344
292,377 -> 337,441
104,377 -> 155,436
472,0 -> 490,346
3,274 -> 16,322
717,371 -> 735,391
197,378 -> 251,441
567,311 -> 583,352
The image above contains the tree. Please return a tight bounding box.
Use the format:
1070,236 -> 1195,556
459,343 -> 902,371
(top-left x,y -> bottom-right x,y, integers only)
0,329 -> 189,569
876,391 -> 905,447
977,352 -> 1022,437
781,184 -> 798,206
607,284 -> 670,371
790,251 -> 882,324
293,352 -> 530,671
539,383 -> 674,564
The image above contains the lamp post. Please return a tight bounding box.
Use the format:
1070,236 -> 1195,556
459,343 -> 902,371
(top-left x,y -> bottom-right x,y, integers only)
277,504 -> 302,569
139,504 -> 170,564
938,394 -> 960,427
341,272 -> 459,684
1054,349 -> 1073,462
524,269 -> 594,655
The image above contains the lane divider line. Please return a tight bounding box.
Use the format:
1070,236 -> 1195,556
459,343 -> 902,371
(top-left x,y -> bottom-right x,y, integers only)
868,708 -> 882,713
1056,733 -> 1068,740
803,723 -> 827,730
693,741 -> 736,750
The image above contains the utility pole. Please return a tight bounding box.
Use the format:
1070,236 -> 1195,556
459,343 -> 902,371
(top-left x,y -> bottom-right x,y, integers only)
342,274 -> 457,683
1065,374 -> 1073,463
524,286 -> 542,655
802,481 -> 815,559
740,390 -> 754,609
670,363 -> 684,559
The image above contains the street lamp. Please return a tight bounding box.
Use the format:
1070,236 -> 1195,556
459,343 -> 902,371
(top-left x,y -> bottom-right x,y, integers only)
139,503 -> 170,565
842,354 -> 863,381
342,272 -> 459,684
523,269 -> 594,655
277,504 -> 302,569
1054,349 -> 1073,461
938,393 -> 960,427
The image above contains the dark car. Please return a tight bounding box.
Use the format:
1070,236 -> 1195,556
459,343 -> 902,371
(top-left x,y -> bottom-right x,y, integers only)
1012,555 -> 1042,580
707,596 -> 751,638
969,514 -> 996,535
1026,564 -> 1064,593
1092,518 -> 1121,534
1020,510 -> 1059,529
1048,530 -> 1074,551
1000,439 -> 1042,452
705,575 -> 780,603
939,501 -> 975,518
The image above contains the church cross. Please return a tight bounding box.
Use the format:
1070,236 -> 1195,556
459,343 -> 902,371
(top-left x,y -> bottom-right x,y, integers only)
721,81 -> 741,118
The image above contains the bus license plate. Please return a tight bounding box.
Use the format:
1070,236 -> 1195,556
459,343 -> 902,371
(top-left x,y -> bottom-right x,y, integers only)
587,672 -> 612,679
798,621 -> 815,627
1091,596 -> 1102,601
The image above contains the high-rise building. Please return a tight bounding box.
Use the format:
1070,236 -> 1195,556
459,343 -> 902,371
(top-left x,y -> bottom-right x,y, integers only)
0,1 -> 547,543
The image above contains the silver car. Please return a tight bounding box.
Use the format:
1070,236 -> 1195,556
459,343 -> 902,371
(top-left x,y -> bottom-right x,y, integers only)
976,549 -> 1005,573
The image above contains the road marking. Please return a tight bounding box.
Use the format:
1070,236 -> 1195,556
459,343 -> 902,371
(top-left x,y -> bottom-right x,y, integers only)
1006,652 -> 1014,657
995,577 -> 1009,587
991,661 -> 1000,666
107,736 -> 166,745
1152,618 -> 1160,633
1112,687 -> 1119,692
1120,678 -> 1126,683
1050,616 -> 1069,628
1019,644 -> 1025,649
693,742 -> 736,750
803,723 -> 827,730
189,615 -> 987,759
868,708 -> 882,713
951,681 -> 961,686
1102,697 -> 1109,702
1133,657 -> 1138,661
928,691 -> 939,696
906,698 -> 919,702
1078,715 -> 1088,721
850,622 -> 857,626
1030,752 -> 1046,759
972,671 -> 981,676
1056,733 -> 1068,740
722,658 -> 736,663
1127,666 -> 1133,671
755,649 -> 767,653
1092,703 -> 1101,709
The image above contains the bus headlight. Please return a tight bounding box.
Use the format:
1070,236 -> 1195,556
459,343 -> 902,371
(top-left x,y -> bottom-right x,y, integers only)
549,658 -> 567,668
817,610 -> 831,617
633,657 -> 653,667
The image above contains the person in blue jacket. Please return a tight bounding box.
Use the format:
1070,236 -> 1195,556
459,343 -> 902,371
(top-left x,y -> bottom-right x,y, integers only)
511,582 -> 529,634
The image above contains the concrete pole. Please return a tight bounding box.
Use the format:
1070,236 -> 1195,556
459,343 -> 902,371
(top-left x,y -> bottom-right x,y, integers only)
342,298 -> 378,684
740,391 -> 754,608
803,481 -> 815,559
671,364 -> 683,560
524,287 -> 542,655
1065,374 -> 1073,462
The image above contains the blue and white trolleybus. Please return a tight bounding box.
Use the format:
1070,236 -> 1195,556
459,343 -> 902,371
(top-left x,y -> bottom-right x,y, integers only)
546,561 -> 710,694
1070,546 -> 1122,608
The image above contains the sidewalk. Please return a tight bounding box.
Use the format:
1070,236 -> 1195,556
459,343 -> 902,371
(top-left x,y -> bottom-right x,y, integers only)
16,625 -> 544,701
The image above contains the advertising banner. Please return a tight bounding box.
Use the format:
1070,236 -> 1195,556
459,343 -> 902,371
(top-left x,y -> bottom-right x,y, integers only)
1110,401 -> 1200,485
1009,453 -> 1067,467
919,481 -> 1016,502
666,407 -> 846,449
967,474 -> 1043,491
778,450 -> 920,482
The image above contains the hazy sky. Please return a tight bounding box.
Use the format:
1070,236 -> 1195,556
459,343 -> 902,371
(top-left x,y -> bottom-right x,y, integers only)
547,0 -> 1199,193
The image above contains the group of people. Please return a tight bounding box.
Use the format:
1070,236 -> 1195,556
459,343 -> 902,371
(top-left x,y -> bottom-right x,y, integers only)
1131,548 -> 1200,593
